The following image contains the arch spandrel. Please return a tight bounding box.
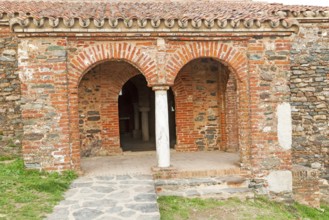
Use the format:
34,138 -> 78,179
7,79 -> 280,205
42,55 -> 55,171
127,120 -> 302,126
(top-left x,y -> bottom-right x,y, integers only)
68,42 -> 157,87
165,42 -> 248,85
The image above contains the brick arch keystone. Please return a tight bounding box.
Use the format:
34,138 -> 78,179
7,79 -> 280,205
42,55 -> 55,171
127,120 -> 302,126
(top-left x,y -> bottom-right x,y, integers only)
165,42 -> 248,85
69,43 -> 157,87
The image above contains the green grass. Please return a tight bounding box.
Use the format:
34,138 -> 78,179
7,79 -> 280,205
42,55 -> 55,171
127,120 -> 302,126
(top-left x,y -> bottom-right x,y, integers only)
0,159 -> 77,220
158,196 -> 329,220
0,155 -> 16,161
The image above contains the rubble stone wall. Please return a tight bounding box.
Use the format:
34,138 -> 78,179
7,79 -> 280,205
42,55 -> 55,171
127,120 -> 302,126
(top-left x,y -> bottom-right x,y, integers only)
78,61 -> 139,157
291,23 -> 329,179
0,26 -> 22,158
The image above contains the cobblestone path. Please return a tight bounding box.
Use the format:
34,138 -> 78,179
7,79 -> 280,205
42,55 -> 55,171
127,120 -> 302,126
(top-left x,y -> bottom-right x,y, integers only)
47,175 -> 160,220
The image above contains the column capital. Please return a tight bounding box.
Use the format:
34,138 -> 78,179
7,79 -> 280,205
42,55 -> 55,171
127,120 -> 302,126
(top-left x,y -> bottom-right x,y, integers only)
152,85 -> 170,91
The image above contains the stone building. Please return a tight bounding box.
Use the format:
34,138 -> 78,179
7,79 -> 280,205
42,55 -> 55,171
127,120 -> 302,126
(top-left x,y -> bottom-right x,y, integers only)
0,0 -> 328,207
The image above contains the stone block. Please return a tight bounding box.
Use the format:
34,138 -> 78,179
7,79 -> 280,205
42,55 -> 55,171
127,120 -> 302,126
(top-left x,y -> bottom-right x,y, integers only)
266,170 -> 292,193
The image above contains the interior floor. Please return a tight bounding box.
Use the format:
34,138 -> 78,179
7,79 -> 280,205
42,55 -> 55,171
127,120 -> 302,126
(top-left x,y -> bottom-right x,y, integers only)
120,135 -> 176,152
81,151 -> 240,177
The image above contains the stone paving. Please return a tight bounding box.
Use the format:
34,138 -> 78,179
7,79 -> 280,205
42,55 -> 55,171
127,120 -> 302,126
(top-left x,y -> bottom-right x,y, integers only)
47,151 -> 240,220
47,175 -> 160,220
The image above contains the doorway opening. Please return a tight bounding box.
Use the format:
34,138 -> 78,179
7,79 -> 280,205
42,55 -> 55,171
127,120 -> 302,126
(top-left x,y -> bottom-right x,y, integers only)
119,75 -> 177,151
119,74 -> 155,151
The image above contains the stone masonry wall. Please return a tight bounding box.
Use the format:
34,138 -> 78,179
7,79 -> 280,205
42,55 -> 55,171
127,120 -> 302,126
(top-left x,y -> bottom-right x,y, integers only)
16,35 -> 293,188
247,36 -> 293,195
78,61 -> 139,157
0,26 -> 22,158
18,37 -> 71,171
173,59 -> 223,151
172,58 -> 238,152
293,165 -> 320,208
290,23 -> 329,179
290,23 -> 329,203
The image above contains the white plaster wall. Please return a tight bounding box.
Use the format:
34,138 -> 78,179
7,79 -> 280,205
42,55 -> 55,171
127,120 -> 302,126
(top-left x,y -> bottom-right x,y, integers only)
277,102 -> 292,150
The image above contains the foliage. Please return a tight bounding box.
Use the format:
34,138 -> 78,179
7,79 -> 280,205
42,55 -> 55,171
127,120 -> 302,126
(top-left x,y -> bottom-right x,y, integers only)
158,196 -> 329,220
0,159 -> 77,220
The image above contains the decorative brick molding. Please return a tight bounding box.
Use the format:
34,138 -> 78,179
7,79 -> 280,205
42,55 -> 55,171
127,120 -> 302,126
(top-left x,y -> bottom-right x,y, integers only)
165,42 -> 248,84
69,42 -> 157,86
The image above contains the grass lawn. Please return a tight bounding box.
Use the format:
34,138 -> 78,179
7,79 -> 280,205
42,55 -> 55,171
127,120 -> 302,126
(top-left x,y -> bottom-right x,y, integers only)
1,157 -> 328,220
158,196 -> 329,220
0,158 -> 77,220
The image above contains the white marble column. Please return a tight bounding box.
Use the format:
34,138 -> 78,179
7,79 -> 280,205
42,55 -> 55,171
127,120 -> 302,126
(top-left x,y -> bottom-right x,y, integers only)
139,107 -> 150,142
133,103 -> 141,138
153,86 -> 170,168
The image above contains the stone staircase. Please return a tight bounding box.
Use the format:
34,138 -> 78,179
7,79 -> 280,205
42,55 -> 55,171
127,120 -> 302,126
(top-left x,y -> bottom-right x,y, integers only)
154,175 -> 254,200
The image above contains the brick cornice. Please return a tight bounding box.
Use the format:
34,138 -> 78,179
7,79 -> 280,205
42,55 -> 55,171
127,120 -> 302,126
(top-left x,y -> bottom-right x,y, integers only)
8,17 -> 301,35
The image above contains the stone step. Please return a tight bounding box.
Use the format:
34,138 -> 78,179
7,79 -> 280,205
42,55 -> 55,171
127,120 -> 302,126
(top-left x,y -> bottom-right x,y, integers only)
152,167 -> 242,179
154,176 -> 254,200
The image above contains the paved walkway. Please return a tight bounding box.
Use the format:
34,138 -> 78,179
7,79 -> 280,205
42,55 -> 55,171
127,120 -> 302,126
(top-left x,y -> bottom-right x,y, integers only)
47,175 -> 160,220
48,151 -> 239,219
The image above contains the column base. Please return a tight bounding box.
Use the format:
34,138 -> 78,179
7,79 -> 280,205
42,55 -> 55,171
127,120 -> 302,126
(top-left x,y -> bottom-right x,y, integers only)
152,166 -> 177,179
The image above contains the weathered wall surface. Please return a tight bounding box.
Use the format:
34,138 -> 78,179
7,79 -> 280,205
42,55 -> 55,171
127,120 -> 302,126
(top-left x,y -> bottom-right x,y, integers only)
0,26 -> 22,157
78,61 -> 139,157
172,58 -> 238,152
15,36 -> 293,191
293,165 -> 320,208
247,37 -> 292,173
18,37 -> 71,171
290,23 -> 329,179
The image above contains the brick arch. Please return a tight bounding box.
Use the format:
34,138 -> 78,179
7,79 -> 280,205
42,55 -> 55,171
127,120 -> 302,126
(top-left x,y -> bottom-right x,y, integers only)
165,42 -> 248,85
167,43 -> 251,168
69,42 -> 157,87
77,61 -> 143,158
67,43 -> 156,170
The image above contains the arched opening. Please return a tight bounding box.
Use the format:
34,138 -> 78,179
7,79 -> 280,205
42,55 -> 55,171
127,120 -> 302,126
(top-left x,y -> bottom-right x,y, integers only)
78,60 -> 148,157
118,74 -> 155,151
118,75 -> 177,151
172,58 -> 239,152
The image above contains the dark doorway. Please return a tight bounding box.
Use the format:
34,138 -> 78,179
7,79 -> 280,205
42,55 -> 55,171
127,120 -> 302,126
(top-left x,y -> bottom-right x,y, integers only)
119,74 -> 155,151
